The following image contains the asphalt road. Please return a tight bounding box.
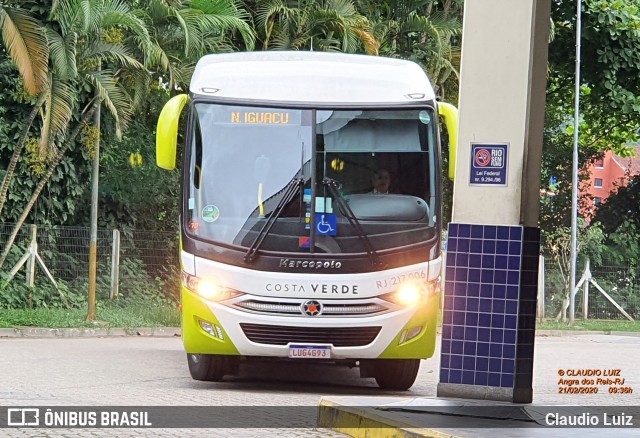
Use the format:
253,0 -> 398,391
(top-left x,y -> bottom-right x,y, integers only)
1,333 -> 639,437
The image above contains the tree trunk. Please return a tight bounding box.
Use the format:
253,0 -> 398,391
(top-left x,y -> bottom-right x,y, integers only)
0,104 -> 98,270
555,278 -> 571,322
0,93 -> 47,218
556,296 -> 570,322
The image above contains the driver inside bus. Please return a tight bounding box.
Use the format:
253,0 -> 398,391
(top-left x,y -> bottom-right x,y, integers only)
370,169 -> 392,194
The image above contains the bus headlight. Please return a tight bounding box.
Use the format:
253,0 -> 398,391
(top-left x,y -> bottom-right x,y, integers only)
197,280 -> 220,300
396,282 -> 422,305
380,280 -> 440,307
181,272 -> 243,302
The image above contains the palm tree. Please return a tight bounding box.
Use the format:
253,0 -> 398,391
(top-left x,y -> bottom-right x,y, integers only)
0,0 -> 259,268
0,0 -> 152,269
358,0 -> 462,98
46,0 -> 152,138
0,4 -> 48,96
0,4 -> 49,219
254,0 -> 379,54
143,0 -> 256,91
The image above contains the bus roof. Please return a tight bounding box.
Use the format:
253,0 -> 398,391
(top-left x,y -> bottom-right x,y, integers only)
190,51 -> 436,105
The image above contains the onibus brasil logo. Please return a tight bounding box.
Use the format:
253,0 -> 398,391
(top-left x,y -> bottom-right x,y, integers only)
6,408 -> 152,427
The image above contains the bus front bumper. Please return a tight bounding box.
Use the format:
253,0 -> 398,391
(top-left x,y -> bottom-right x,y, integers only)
180,286 -> 440,360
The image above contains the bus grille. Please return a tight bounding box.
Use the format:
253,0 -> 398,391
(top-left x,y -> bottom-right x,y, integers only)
233,300 -> 388,316
239,323 -> 382,347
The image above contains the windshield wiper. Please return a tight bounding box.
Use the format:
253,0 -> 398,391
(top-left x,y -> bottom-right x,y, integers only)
244,177 -> 304,263
322,177 -> 384,269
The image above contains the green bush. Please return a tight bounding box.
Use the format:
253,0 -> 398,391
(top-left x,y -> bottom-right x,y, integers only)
0,255 -> 178,310
0,279 -> 84,309
107,258 -> 178,306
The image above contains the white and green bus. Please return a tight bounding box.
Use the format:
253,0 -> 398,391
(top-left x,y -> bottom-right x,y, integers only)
156,51 -> 458,390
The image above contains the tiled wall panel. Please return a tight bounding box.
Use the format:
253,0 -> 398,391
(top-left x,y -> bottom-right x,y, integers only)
440,223 -> 539,400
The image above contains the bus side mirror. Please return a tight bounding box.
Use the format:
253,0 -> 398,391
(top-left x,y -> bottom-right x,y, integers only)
156,94 -> 189,170
438,102 -> 458,181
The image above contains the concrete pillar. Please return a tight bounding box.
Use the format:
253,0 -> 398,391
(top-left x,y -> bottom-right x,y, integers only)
437,0 -> 550,403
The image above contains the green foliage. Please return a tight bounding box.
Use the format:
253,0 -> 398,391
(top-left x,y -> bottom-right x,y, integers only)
0,278 -> 84,310
545,219 -> 606,269
111,258 -> 178,305
0,304 -> 180,328
0,56 -> 90,225
603,219 -> 640,262
0,255 -> 178,311
1,0 -> 463,236
543,265 -> 571,316
0,3 -> 49,96
543,217 -> 640,320
537,320 -> 640,332
69,88 -> 181,232
542,0 -> 640,230
23,137 -> 49,176
80,123 -> 100,158
592,277 -> 640,318
1,0 -> 157,249
592,220 -> 640,317
552,0 -> 640,106
254,0 -> 377,54
143,0 -> 256,91
543,220 -> 607,320
593,176 -> 640,234
357,0 -> 462,99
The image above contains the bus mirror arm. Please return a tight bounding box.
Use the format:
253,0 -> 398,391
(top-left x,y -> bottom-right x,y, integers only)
322,177 -> 385,270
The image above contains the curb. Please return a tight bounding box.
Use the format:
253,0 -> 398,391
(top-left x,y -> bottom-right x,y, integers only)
317,400 -> 453,438
535,329 -> 640,337
0,327 -> 181,338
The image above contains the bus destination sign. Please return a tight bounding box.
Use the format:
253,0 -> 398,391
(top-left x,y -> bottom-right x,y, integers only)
469,143 -> 508,186
230,110 -> 300,125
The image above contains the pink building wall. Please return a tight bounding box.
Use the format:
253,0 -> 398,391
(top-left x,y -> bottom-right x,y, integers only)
581,146 -> 640,219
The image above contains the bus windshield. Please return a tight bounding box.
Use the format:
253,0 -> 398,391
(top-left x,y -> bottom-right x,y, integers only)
186,104 -> 438,255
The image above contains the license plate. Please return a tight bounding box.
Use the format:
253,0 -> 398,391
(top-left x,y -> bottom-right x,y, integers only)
288,344 -> 331,359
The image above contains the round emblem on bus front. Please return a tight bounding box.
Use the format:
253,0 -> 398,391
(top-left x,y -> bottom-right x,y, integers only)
301,300 -> 322,316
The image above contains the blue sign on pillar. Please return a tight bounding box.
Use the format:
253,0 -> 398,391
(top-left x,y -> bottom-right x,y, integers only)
470,143 -> 508,186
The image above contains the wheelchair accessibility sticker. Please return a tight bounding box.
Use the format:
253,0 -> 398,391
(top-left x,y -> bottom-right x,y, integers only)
315,214 -> 337,236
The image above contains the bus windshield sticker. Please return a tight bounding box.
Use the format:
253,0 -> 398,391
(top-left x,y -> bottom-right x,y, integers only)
315,214 -> 337,236
298,237 -> 310,248
315,197 -> 333,213
305,189 -> 312,229
202,205 -> 220,223
188,197 -> 195,210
